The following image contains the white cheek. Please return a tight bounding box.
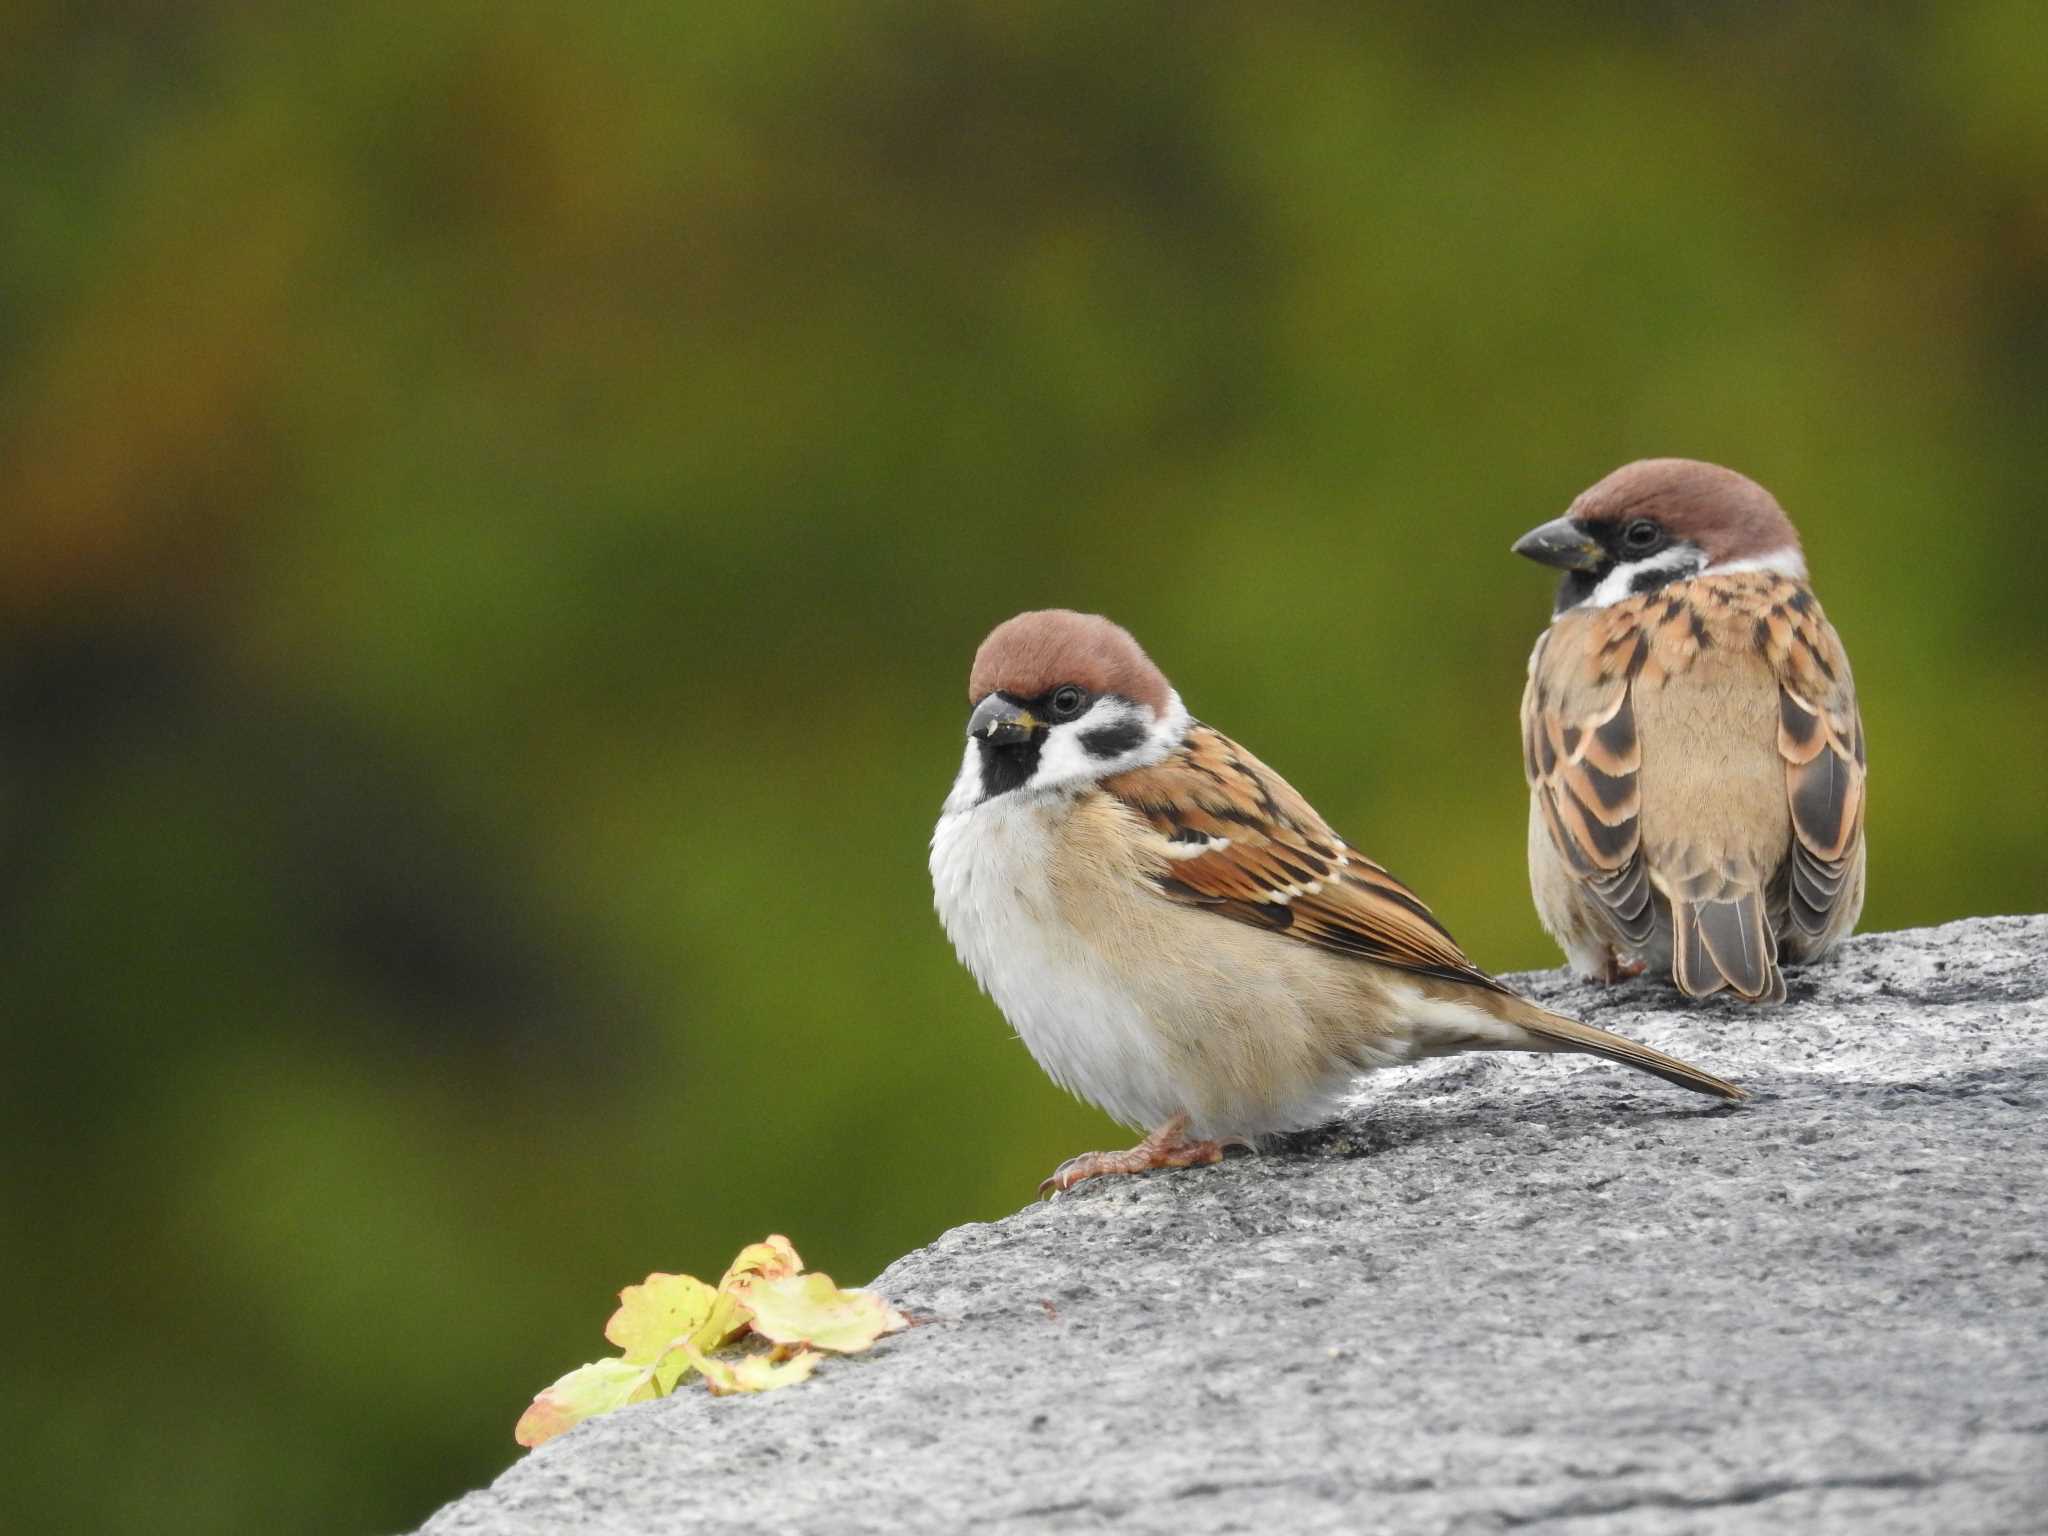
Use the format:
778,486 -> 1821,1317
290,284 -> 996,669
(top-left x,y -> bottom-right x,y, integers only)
1582,566 -> 1637,609
1030,717 -> 1110,788
1581,545 -> 1706,609
1025,691 -> 1191,795
1707,547 -> 1808,580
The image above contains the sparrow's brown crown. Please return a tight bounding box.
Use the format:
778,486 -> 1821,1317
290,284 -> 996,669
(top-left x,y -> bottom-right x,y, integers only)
968,610 -> 1171,714
1569,458 -> 1801,564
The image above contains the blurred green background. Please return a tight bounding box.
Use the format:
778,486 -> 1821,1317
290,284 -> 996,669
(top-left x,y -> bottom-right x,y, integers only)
4,2 -> 2045,1531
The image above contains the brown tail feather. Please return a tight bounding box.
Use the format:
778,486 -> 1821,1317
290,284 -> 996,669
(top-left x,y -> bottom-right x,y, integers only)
1673,894 -> 1786,1004
1517,1006 -> 1747,1101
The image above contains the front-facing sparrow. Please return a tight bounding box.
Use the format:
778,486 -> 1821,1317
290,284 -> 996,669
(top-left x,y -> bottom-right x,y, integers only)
930,609 -> 1743,1193
1514,458 -> 1867,1004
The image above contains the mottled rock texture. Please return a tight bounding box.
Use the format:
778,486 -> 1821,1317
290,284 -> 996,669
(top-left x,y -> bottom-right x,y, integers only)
419,916 -> 2048,1535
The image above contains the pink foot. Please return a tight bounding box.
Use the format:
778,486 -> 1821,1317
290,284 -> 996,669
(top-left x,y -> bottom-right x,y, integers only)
1039,1113 -> 1230,1196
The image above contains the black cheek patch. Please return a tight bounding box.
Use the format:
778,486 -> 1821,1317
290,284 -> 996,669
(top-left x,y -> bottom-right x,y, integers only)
1079,718 -> 1148,758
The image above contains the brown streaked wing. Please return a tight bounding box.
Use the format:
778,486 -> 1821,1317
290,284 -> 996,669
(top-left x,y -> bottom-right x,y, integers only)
1764,588 -> 1867,943
1521,623 -> 1656,945
1101,725 -> 1505,992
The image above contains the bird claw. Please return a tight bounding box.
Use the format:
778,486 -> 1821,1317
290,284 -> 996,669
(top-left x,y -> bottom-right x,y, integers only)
1037,1115 -> 1231,1196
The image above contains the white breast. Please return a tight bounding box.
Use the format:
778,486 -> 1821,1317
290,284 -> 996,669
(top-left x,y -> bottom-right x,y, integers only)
929,787 -> 1185,1132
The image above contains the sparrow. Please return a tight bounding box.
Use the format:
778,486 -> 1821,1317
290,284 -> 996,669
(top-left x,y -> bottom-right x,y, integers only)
929,608 -> 1744,1193
1513,458 -> 1867,1005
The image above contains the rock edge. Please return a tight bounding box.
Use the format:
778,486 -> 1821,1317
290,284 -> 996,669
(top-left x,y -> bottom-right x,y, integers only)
418,916 -> 2048,1535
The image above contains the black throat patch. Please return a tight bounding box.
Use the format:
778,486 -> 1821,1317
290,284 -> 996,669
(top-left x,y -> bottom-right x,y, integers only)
1553,565 -> 1612,615
975,696 -> 1044,800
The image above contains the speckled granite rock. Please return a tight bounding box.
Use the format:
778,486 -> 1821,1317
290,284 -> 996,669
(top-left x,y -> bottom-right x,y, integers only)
417,916 -> 2048,1535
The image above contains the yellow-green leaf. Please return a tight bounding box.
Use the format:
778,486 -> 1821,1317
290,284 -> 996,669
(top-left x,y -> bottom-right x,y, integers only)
605,1273 -> 721,1391
706,1234 -> 805,1345
719,1234 -> 803,1290
734,1272 -> 908,1354
513,1358 -> 658,1448
683,1343 -> 820,1396
701,1289 -> 750,1350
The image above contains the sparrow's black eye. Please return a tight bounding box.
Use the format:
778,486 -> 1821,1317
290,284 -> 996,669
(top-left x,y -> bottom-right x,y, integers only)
1622,518 -> 1663,553
1048,685 -> 1088,721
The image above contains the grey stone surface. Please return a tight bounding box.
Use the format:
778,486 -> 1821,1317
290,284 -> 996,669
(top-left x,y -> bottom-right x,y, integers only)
418,916 -> 2048,1535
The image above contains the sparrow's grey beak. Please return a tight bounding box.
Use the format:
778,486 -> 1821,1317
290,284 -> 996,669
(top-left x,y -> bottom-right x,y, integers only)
967,695 -> 1041,746
1512,516 -> 1605,572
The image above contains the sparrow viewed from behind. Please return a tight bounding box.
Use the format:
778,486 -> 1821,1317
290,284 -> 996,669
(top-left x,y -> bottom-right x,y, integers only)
1514,458 -> 1867,1005
930,609 -> 1744,1194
